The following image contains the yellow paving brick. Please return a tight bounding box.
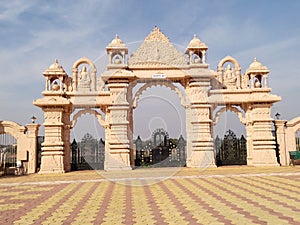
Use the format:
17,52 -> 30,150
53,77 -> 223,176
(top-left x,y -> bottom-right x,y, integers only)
41,182 -> 95,225
211,177 -> 292,225
132,186 -> 156,224
11,194 -> 41,200
177,179 -> 253,224
101,183 -> 126,224
234,177 -> 300,221
148,182 -> 188,224
0,203 -> 24,210
13,183 -> 79,224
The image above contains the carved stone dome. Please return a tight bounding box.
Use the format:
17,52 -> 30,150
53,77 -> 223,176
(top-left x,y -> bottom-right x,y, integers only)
187,34 -> 207,50
107,34 -> 126,48
249,58 -> 263,69
44,59 -> 66,76
49,59 -> 63,69
246,58 -> 269,74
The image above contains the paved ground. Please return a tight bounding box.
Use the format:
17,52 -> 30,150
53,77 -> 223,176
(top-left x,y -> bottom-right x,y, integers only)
1,166 -> 300,224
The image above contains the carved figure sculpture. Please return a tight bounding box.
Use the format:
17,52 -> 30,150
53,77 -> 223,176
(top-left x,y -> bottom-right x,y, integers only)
223,64 -> 237,89
78,66 -> 91,91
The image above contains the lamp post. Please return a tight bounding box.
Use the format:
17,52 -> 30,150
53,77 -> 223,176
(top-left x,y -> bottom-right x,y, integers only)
31,115 -> 37,124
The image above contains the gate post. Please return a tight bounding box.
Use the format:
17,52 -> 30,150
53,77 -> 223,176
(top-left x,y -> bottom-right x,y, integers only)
34,101 -> 72,174
248,104 -> 279,166
274,119 -> 288,165
25,123 -> 40,173
186,75 -> 216,168
105,77 -> 134,170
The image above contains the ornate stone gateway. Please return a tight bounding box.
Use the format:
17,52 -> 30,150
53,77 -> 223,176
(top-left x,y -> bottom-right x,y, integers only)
215,130 -> 247,166
135,128 -> 186,167
34,27 -> 281,173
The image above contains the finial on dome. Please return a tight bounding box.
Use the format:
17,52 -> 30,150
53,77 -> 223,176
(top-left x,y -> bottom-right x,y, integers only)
186,34 -> 207,50
43,58 -> 66,76
48,59 -> 63,69
106,34 -> 127,50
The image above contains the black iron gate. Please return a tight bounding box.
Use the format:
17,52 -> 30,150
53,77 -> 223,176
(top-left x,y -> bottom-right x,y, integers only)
135,128 -> 186,167
215,130 -> 247,166
71,133 -> 105,170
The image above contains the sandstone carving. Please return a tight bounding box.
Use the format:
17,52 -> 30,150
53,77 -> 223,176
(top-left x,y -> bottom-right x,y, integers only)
32,27 -> 282,173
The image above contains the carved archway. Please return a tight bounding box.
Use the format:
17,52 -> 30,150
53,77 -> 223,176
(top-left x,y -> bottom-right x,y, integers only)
72,57 -> 97,92
213,106 -> 246,125
217,56 -> 242,89
71,109 -> 106,129
217,55 -> 241,70
132,80 -> 186,108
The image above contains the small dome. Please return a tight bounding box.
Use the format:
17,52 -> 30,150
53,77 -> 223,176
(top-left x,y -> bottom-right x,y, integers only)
249,58 -> 263,69
187,34 -> 208,49
49,59 -> 62,69
107,34 -> 126,48
43,59 -> 66,76
246,58 -> 269,74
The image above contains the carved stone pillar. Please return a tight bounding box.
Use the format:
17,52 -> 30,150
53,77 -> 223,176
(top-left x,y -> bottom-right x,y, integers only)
249,104 -> 279,166
62,108 -> 72,172
245,122 -> 254,165
105,82 -> 131,170
274,120 -> 288,166
34,97 -> 72,174
186,79 -> 215,168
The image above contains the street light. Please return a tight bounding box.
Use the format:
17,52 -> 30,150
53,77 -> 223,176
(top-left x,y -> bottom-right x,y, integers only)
275,112 -> 281,120
31,115 -> 37,124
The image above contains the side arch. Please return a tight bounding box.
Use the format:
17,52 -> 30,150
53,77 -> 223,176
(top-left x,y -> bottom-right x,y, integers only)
285,116 -> 300,153
132,80 -> 186,108
217,56 -> 242,89
0,121 -> 26,139
72,57 -> 97,72
213,106 -> 246,125
217,55 -> 241,70
286,116 -> 300,131
72,57 -> 97,91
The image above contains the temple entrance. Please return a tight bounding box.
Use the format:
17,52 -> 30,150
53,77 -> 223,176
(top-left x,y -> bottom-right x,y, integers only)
215,130 -> 247,166
135,128 -> 186,167
71,133 -> 105,170
132,84 -> 186,168
70,112 -> 106,171
213,109 -> 247,166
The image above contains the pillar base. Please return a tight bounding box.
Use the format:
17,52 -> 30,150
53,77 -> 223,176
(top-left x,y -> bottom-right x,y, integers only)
251,150 -> 280,166
38,151 -> 65,174
104,151 -> 132,171
186,150 -> 216,168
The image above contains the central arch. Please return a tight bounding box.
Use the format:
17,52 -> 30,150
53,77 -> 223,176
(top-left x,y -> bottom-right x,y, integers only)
213,106 -> 247,166
132,80 -> 186,109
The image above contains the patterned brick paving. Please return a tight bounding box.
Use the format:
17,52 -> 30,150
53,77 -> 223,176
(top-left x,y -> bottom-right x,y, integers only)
0,167 -> 300,224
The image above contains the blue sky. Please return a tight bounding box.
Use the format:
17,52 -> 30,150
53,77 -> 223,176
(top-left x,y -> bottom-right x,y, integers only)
0,0 -> 300,140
